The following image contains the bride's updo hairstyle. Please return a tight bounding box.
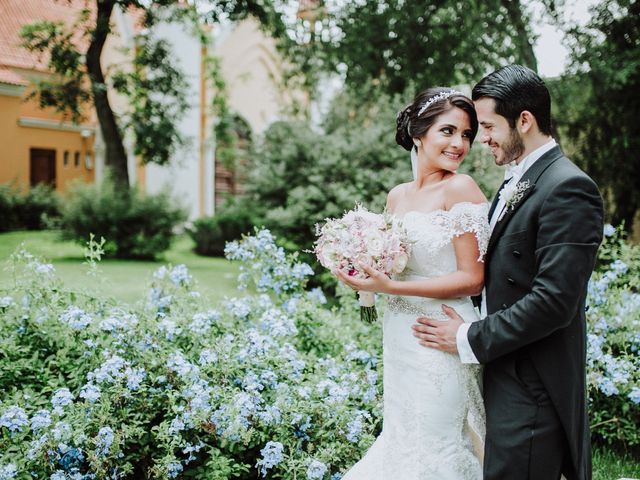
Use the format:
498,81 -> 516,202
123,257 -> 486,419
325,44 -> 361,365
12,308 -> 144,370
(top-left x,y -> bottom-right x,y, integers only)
395,87 -> 478,152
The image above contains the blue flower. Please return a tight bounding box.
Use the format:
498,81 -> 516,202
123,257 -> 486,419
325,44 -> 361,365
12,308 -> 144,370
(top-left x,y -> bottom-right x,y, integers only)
0,296 -> 13,309
125,367 -> 146,391
0,405 -> 28,433
308,287 -> 327,304
603,224 -> 616,237
198,349 -> 218,365
95,427 -> 115,457
345,411 -> 370,443
306,459 -> 328,480
79,383 -> 101,403
629,388 -> 640,405
31,409 -> 52,432
59,447 -> 85,471
597,377 -> 619,396
59,306 -> 92,330
170,264 -> 192,287
167,462 -> 183,479
0,463 -> 17,480
52,388 -> 74,414
256,441 -> 284,477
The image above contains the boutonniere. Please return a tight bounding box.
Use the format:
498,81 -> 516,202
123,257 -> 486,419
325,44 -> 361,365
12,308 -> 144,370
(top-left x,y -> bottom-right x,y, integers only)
498,179 -> 531,221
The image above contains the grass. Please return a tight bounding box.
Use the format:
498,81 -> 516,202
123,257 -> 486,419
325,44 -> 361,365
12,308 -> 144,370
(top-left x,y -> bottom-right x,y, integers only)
594,447 -> 640,480
0,230 -> 239,305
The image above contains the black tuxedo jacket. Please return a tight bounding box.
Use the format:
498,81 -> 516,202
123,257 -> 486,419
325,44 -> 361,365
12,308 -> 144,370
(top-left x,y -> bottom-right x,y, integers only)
468,146 -> 604,480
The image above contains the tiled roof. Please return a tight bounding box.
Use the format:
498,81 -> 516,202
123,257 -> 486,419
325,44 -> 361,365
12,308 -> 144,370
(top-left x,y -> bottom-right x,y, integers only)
0,66 -> 27,86
0,0 -> 90,84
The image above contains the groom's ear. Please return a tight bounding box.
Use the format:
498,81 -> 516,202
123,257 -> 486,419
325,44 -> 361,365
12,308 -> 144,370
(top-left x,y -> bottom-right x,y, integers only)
517,110 -> 537,134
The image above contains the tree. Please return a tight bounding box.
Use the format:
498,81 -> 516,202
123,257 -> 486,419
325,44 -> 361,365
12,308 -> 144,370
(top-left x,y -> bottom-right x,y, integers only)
20,0 -> 286,188
281,0 -> 562,97
550,0 -> 640,229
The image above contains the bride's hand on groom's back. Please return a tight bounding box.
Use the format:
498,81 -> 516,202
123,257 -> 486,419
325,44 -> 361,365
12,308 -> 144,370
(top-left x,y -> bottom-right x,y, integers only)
412,305 -> 463,354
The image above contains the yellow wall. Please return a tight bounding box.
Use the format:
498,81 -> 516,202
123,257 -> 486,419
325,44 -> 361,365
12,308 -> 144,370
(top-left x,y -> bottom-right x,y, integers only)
0,93 -> 95,192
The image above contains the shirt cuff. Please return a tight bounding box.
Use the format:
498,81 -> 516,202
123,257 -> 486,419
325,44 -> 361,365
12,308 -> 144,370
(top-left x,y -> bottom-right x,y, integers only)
456,322 -> 480,364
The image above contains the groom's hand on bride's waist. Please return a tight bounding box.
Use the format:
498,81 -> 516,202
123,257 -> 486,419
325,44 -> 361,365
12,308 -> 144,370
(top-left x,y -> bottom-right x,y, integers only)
412,305 -> 463,354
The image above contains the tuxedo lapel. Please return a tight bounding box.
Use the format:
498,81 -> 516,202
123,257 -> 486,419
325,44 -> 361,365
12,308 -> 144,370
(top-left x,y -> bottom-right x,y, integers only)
486,146 -> 564,257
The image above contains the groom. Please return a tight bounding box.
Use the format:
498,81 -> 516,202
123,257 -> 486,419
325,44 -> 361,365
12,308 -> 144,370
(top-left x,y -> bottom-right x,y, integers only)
413,65 -> 603,480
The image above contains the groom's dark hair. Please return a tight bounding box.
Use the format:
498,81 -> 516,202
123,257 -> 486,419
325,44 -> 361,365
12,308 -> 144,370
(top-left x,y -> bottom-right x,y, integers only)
472,65 -> 552,136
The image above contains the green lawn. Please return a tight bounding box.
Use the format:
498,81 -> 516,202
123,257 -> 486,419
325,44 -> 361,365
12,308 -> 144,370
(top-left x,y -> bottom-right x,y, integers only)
594,447 -> 640,480
0,230 -> 239,305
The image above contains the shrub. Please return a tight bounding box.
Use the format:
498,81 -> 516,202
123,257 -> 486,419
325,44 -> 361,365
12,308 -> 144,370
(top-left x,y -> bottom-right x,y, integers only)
0,230 -> 380,479
188,200 -> 257,257
60,178 -> 187,259
0,183 -> 60,231
586,224 -> 640,450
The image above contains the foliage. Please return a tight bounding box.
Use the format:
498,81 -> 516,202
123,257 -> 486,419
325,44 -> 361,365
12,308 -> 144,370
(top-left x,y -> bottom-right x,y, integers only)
19,0 -> 287,187
0,184 -> 60,232
586,224 -> 640,449
111,35 -> 190,166
279,0 -> 554,97
0,230 -> 380,479
550,0 -> 640,229
187,200 -> 258,257
59,178 -> 187,260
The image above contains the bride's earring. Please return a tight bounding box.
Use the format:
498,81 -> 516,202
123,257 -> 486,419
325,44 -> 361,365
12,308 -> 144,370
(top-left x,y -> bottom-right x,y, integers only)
413,139 -> 422,149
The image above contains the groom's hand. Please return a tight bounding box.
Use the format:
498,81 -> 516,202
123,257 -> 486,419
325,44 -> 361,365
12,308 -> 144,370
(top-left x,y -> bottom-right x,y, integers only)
412,305 -> 463,354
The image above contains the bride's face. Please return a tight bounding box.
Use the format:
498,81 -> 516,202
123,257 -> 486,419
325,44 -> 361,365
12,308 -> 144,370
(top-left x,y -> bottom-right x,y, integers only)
418,107 -> 473,172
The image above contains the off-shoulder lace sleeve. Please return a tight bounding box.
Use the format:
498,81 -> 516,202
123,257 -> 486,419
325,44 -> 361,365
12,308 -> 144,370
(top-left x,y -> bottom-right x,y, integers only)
448,202 -> 490,261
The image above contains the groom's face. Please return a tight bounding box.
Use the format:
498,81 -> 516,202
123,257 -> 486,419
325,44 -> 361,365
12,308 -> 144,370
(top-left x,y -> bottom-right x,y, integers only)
474,98 -> 525,166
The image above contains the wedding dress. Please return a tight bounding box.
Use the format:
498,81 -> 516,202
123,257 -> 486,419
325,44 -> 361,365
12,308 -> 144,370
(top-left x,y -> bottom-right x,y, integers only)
343,201 -> 490,480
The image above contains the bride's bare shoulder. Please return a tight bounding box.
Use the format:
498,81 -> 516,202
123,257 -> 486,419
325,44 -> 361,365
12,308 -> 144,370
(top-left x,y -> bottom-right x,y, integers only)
387,182 -> 411,210
444,174 -> 486,208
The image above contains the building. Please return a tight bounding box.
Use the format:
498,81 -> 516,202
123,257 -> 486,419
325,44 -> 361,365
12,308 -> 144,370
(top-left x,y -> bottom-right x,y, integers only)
1,0 -> 304,220
0,0 -> 97,192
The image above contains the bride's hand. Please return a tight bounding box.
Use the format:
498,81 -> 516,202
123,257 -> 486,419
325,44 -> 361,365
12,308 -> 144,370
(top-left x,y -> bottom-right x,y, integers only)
333,264 -> 391,293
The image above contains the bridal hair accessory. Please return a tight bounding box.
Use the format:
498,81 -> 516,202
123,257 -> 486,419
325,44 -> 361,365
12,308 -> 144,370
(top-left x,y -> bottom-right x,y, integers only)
417,89 -> 463,117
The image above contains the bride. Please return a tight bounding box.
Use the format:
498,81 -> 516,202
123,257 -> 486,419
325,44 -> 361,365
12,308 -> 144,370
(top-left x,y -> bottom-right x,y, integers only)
335,88 -> 490,479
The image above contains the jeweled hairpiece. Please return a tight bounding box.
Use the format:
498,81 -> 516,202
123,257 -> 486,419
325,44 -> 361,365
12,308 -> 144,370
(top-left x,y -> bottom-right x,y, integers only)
417,89 -> 463,117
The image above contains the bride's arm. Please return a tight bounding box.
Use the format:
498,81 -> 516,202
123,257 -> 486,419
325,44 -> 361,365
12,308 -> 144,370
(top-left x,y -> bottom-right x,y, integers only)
338,229 -> 484,297
336,175 -> 486,298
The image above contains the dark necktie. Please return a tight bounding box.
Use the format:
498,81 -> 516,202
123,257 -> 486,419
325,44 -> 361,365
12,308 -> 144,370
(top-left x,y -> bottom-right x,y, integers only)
488,178 -> 510,221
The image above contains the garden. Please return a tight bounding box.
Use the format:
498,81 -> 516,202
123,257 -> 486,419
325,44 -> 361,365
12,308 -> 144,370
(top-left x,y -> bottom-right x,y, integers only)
0,213 -> 639,478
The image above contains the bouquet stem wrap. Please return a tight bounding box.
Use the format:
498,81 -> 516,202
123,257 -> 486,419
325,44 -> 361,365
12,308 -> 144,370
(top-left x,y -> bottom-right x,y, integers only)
357,291 -> 377,323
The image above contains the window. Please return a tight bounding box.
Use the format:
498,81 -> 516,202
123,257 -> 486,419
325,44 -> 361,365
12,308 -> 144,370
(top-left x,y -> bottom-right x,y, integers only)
63,151 -> 69,167
74,151 -> 80,167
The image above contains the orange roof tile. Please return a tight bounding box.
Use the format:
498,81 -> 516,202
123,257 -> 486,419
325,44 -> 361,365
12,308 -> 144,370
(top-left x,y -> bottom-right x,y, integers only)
0,66 -> 27,86
0,0 -> 90,83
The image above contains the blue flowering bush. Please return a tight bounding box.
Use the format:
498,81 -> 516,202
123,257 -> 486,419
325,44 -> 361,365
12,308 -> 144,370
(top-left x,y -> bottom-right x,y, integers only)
0,230 -> 381,479
587,224 -> 640,449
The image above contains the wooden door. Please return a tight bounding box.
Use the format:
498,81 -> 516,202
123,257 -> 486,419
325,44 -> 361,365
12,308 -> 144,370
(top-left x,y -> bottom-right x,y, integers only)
30,148 -> 56,187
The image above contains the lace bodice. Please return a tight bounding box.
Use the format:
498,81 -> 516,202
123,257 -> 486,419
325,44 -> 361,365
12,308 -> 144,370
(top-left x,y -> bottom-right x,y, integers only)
395,202 -> 490,279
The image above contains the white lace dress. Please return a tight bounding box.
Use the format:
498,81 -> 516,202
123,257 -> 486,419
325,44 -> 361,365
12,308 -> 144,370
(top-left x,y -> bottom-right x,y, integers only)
342,201 -> 490,480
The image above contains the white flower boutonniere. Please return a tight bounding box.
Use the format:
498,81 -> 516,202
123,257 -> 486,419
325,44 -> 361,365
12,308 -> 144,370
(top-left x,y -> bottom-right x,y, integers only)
498,179 -> 531,221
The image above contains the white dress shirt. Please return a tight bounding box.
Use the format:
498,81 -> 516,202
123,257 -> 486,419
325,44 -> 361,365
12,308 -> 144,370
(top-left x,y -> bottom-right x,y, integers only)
456,139 -> 557,364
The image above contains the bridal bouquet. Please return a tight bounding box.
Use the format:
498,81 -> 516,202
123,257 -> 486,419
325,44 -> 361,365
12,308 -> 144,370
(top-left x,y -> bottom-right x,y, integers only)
314,205 -> 411,323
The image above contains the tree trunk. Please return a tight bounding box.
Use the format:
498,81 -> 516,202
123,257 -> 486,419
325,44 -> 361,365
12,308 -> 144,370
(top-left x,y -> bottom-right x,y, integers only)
501,0 -> 539,73
86,0 -> 130,188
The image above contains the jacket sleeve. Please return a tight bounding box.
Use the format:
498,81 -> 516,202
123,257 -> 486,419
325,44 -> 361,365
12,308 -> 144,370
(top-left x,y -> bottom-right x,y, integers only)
467,175 -> 604,364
